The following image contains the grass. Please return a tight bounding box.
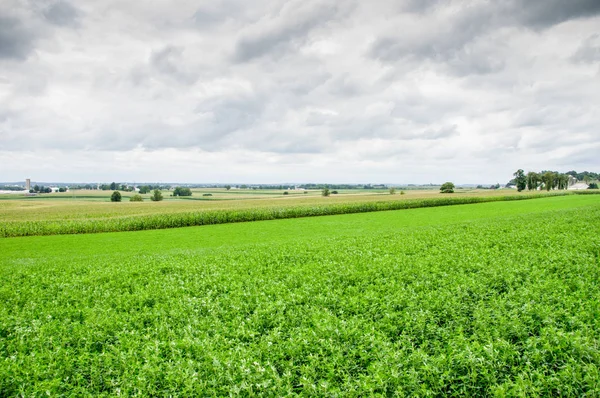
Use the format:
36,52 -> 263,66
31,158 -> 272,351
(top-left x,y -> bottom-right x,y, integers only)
1,195 -> 600,395
2,191 -> 594,237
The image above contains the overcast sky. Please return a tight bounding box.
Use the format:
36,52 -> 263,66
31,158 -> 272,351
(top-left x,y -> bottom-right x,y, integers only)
1,0 -> 599,184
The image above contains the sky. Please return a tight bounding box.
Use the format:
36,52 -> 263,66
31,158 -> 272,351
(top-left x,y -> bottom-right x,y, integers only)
0,0 -> 599,184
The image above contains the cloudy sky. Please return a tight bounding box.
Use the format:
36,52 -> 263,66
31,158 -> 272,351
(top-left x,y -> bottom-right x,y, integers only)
1,0 -> 599,184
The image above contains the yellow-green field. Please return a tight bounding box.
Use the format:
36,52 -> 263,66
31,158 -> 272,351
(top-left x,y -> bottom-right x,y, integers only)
1,188 -> 535,223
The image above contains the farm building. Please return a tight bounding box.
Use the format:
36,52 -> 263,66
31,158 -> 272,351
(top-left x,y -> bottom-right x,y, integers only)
568,182 -> 589,190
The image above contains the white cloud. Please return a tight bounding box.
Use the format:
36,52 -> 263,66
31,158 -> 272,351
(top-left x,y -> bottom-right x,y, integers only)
1,0 -> 599,183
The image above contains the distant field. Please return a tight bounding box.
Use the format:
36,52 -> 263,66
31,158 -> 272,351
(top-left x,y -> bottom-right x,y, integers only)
1,195 -> 599,395
0,188 -> 556,224
1,190 -> 588,237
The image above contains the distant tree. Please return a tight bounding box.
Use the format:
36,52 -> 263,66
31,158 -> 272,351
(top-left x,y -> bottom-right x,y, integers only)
513,169 -> 526,192
58,187 -> 66,193
110,182 -> 117,190
130,194 -> 143,202
173,187 -> 192,196
588,182 -> 599,189
526,172 -> 540,191
150,189 -> 163,202
322,188 -> 330,197
541,171 -> 556,191
440,182 -> 455,193
389,187 -> 396,195
557,174 -> 569,190
331,190 -> 338,194
224,185 -> 231,191
33,184 -> 40,193
138,186 -> 150,194
283,191 -> 289,195
110,191 -> 122,202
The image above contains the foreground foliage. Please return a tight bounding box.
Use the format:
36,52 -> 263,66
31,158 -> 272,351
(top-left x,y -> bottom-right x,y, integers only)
1,198 -> 599,395
2,191 -> 595,238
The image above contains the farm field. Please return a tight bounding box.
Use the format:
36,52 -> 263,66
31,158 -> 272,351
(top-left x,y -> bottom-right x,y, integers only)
1,195 -> 600,395
0,188 -> 520,223
1,190 -> 587,238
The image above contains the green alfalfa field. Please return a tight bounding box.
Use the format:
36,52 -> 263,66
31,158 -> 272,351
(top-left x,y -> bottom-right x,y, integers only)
1,194 -> 600,396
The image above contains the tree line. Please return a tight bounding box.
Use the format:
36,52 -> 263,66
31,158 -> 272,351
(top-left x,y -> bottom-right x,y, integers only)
512,169 -> 598,192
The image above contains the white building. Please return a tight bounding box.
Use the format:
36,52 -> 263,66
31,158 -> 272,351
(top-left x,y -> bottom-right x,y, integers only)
568,182 -> 589,190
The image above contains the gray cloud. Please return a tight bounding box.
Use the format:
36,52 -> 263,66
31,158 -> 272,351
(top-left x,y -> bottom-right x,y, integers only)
149,45 -> 199,84
572,34 -> 600,63
233,1 -> 342,62
43,1 -> 80,27
0,16 -> 37,60
370,0 -> 600,75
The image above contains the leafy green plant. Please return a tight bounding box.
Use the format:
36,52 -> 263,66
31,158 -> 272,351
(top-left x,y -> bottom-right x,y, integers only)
2,201 -> 600,395
129,194 -> 143,202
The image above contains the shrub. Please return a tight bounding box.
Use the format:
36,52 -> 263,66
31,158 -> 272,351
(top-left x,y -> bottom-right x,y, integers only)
588,183 -> 598,189
150,189 -> 163,202
203,193 -> 213,197
283,191 -> 289,195
400,191 -> 405,195
331,191 -> 338,194
110,191 -> 122,202
440,182 -> 455,194
322,188 -> 330,197
389,188 -> 396,195
130,194 -> 143,202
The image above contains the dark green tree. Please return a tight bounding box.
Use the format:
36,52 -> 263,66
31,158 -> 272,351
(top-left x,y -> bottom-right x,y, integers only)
110,191 -> 122,202
150,189 -> 163,202
440,182 -> 455,193
322,188 -> 330,197
110,182 -> 117,190
513,169 -> 526,192
173,187 -> 192,196
526,172 -> 540,191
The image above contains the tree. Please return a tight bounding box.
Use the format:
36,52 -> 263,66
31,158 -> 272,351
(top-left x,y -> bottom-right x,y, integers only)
58,187 -> 66,193
526,172 -> 540,191
513,169 -> 526,192
110,191 -> 122,202
389,187 -> 396,195
224,185 -> 231,191
541,171 -> 556,191
173,187 -> 192,196
322,188 -> 330,197
440,182 -> 455,193
110,182 -> 117,190
588,182 -> 599,189
130,194 -> 143,202
557,174 -> 569,190
150,189 -> 163,201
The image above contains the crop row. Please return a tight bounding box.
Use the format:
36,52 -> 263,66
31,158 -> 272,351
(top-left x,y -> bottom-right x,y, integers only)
1,191 -> 597,237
